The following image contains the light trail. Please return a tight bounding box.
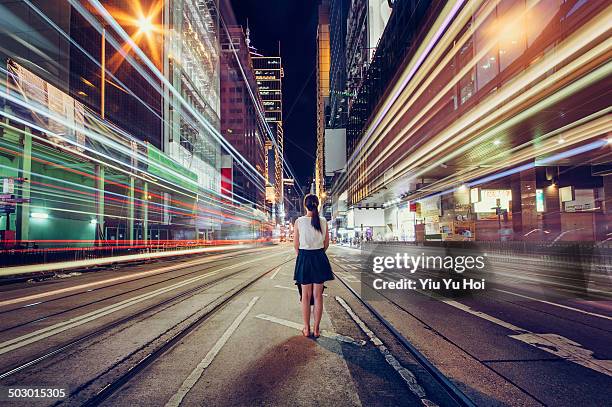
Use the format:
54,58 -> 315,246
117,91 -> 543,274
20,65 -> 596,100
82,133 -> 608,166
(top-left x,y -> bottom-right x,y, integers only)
0,118 -> 263,223
364,8 -> 612,196
409,138 -> 609,204
360,4 -> 611,182
347,0 -> 469,164
7,0 -> 289,221
352,0 -> 492,162
80,0 -> 268,188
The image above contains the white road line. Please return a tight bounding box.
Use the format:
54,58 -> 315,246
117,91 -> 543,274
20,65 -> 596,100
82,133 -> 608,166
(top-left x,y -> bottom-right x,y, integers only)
398,280 -> 612,376
273,285 -> 328,296
494,288 -> 612,321
0,253 -> 281,355
335,296 -> 435,406
438,297 -> 612,376
269,267 -> 281,280
255,314 -> 365,346
165,296 -> 260,407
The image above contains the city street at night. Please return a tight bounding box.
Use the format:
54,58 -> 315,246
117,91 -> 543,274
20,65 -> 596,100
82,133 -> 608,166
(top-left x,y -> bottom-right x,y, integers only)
0,0 -> 611,406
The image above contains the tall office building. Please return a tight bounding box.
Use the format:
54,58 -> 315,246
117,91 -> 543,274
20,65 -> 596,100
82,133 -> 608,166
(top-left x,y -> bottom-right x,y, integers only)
251,46 -> 284,219
315,0 -> 330,200
163,0 -> 221,195
328,0 -> 350,130
220,25 -> 266,209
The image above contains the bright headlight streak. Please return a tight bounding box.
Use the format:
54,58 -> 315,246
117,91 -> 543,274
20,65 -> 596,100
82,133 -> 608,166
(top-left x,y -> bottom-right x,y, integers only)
0,140 -> 258,222
0,89 -> 199,195
414,139 -> 608,203
353,0 -> 517,165
0,162 -> 195,219
360,6 -> 612,181
22,0 -> 275,207
348,0 -> 469,163
84,0 -> 267,186
410,115 -> 612,198
382,56 -> 612,193
428,110 -> 612,191
351,0 -> 495,162
368,21 -> 612,193
0,104 -> 261,219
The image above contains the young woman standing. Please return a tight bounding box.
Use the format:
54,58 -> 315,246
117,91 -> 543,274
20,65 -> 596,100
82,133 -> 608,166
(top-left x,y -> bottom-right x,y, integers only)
293,194 -> 334,338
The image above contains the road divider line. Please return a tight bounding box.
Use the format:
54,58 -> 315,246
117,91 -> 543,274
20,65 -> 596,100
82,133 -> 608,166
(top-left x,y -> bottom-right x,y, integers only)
255,314 -> 365,346
494,288 -> 612,321
392,275 -> 612,376
437,297 -> 612,376
270,267 -> 281,279
335,296 -> 434,406
165,296 -> 260,407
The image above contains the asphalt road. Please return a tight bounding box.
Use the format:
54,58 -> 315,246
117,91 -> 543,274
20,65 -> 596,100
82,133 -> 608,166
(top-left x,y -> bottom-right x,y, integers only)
0,244 -> 462,407
0,243 -> 609,406
328,244 -> 612,407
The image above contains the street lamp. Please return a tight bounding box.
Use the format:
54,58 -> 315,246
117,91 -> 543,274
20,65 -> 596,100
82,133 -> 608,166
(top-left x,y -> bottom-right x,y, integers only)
137,15 -> 154,35
100,2 -> 163,119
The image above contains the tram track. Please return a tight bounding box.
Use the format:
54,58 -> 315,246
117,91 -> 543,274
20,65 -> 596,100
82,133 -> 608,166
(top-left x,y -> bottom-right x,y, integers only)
64,255 -> 293,407
331,258 -> 481,407
0,250 -> 291,386
0,251 -> 256,335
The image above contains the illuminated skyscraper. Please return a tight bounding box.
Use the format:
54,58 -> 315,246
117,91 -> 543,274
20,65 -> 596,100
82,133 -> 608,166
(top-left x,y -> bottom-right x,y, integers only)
315,0 -> 330,203
220,25 -> 266,209
251,46 -> 284,219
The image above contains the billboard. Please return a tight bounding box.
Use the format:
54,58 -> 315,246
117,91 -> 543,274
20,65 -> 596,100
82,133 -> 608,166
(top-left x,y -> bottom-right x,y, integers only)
324,128 -> 346,176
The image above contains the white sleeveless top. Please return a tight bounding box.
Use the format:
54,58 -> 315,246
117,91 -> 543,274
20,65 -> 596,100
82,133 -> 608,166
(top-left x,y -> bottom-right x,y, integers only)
296,216 -> 327,250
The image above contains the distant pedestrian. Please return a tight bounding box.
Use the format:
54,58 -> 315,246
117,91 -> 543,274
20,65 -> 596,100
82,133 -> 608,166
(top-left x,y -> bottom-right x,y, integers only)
293,194 -> 334,338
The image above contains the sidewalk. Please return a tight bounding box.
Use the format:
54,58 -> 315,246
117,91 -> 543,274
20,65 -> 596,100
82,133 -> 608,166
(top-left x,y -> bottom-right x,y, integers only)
102,253 -> 452,407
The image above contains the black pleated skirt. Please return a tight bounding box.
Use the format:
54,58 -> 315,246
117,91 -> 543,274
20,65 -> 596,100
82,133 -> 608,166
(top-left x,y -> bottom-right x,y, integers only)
294,249 -> 334,284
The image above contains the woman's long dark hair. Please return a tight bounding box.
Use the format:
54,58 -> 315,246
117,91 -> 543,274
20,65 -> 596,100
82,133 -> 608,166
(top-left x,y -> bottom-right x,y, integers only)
304,194 -> 322,232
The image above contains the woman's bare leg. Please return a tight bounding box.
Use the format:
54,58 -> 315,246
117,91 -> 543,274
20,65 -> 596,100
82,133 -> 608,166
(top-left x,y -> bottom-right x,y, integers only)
301,284 -> 313,335
313,283 -> 324,337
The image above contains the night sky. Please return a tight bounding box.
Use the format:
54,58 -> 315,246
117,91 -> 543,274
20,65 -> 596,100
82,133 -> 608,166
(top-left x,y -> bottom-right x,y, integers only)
226,0 -> 319,187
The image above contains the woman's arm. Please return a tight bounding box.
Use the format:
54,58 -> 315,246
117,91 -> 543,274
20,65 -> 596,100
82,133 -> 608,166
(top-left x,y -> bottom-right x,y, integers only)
293,221 -> 300,255
323,221 -> 330,251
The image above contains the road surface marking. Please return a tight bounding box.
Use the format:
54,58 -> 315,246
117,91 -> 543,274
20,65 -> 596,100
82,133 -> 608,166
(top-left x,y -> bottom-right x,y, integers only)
0,253 -> 282,355
438,297 -> 612,376
494,288 -> 612,320
269,267 -> 281,279
255,314 -> 365,346
335,296 -> 434,406
273,285 -> 328,296
165,297 -> 260,407
387,277 -> 612,375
